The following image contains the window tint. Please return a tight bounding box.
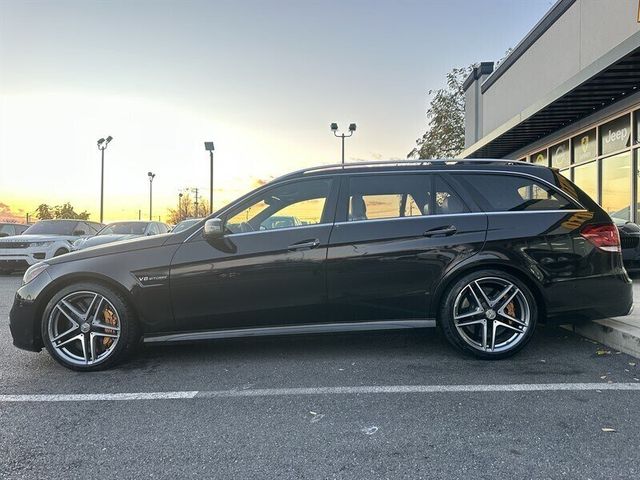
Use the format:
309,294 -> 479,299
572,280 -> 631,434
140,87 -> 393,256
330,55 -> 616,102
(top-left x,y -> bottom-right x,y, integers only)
434,176 -> 467,215
454,173 -> 576,212
347,174 -> 467,222
0,225 -> 15,236
348,175 -> 427,221
226,178 -> 332,233
75,222 -> 89,235
23,220 -> 78,235
83,222 -> 99,234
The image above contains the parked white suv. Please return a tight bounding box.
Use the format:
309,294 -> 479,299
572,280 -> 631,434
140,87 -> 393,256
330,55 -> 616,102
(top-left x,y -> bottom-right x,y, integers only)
0,219 -> 103,274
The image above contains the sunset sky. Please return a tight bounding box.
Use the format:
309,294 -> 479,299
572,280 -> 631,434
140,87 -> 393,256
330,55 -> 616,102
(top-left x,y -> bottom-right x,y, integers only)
0,0 -> 553,223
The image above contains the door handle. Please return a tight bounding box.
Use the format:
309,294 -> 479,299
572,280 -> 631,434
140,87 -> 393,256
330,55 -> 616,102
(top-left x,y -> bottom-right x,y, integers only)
288,239 -> 320,251
423,225 -> 457,237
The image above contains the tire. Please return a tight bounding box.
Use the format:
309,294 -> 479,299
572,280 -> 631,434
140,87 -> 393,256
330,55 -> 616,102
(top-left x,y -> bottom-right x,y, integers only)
439,269 -> 537,360
41,282 -> 140,371
53,248 -> 68,257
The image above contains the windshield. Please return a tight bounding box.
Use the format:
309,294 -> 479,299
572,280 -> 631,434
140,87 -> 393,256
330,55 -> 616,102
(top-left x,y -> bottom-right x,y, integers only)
172,219 -> 200,233
23,220 -> 78,236
98,222 -> 148,235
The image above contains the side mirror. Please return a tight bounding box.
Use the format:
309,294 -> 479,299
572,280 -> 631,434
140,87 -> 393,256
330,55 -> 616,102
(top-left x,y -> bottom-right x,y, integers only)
203,218 -> 225,240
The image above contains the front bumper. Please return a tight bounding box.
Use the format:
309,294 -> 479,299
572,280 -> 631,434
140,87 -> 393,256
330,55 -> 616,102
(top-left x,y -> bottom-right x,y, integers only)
0,250 -> 48,270
9,270 -> 53,352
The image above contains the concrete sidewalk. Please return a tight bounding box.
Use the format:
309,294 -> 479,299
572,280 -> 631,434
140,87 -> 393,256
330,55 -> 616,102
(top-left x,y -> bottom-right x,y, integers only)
564,278 -> 640,358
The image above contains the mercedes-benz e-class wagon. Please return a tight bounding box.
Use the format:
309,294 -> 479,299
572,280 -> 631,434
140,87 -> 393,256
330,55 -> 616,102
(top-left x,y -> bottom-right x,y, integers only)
10,160 -> 632,371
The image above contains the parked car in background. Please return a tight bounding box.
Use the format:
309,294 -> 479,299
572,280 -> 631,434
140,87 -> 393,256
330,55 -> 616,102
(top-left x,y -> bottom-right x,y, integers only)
0,222 -> 28,238
9,160 -> 632,371
0,219 -> 103,274
72,221 -> 169,251
171,218 -> 201,234
614,218 -> 640,272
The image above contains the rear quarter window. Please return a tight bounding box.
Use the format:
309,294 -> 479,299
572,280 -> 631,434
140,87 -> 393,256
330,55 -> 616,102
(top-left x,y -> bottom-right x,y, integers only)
453,173 -> 578,212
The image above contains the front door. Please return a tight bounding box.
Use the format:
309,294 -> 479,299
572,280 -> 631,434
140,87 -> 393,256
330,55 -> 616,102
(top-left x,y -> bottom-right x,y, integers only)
170,177 -> 337,331
326,173 -> 487,321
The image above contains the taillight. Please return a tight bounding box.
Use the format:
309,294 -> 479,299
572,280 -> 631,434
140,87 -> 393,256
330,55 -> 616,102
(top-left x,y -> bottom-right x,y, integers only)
580,223 -> 621,253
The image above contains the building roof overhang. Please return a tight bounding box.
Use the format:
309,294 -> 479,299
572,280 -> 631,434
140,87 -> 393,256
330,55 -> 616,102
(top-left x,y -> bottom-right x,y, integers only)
460,31 -> 640,159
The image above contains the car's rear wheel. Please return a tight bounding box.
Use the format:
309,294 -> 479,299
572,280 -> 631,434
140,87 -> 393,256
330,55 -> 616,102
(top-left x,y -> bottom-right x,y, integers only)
439,270 -> 537,359
41,282 -> 139,371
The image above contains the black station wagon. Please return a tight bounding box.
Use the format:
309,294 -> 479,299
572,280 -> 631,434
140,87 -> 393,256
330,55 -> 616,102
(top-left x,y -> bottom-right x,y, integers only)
10,160 -> 633,370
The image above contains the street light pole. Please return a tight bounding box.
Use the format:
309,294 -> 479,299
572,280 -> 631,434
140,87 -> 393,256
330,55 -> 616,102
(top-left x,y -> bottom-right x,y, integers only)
178,192 -> 183,221
97,136 -> 113,223
148,172 -> 155,220
204,142 -> 215,215
330,123 -> 356,164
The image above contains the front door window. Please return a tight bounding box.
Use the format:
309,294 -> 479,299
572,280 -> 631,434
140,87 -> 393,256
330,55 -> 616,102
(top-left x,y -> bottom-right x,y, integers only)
226,179 -> 332,233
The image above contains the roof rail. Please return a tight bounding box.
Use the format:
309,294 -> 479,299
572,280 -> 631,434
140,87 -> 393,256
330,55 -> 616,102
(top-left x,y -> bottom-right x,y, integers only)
277,158 -> 534,180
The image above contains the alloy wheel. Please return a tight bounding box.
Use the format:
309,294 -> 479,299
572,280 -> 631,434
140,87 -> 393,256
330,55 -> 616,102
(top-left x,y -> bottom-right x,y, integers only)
47,291 -> 121,366
452,276 -> 530,353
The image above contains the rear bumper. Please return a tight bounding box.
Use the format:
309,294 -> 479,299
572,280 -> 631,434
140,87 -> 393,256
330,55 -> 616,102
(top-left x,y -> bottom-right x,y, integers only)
545,271 -> 633,323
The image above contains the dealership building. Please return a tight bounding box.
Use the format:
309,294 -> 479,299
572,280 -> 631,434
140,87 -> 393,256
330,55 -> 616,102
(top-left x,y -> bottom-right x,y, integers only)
462,0 -> 640,222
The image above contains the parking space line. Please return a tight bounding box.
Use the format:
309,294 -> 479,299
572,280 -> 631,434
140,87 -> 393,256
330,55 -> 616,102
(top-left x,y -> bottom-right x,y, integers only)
0,391 -> 198,402
1,383 -> 639,402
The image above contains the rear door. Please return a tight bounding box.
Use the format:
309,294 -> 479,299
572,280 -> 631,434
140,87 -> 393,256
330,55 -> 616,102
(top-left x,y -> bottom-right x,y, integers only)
326,172 -> 487,322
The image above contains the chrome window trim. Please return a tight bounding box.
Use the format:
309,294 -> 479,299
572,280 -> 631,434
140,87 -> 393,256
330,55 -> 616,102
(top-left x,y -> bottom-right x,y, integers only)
184,168 -> 584,242
218,222 -> 331,239
334,209 -> 586,226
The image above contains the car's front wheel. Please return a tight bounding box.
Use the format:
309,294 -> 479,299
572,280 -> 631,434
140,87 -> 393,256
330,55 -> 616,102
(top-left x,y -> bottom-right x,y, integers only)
439,270 -> 537,359
41,282 -> 140,371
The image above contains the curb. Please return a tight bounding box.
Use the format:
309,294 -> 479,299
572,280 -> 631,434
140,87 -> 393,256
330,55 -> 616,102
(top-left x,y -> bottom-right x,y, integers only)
563,318 -> 640,358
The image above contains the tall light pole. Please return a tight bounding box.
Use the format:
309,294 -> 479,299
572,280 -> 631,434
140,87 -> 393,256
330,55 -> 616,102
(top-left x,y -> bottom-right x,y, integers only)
148,172 -> 155,220
204,141 -> 215,214
330,123 -> 356,164
97,136 -> 113,223
178,192 -> 183,221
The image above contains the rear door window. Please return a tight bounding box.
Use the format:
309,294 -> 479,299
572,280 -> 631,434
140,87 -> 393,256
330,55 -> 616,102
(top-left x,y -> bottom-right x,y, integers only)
346,174 -> 468,221
453,173 -> 577,212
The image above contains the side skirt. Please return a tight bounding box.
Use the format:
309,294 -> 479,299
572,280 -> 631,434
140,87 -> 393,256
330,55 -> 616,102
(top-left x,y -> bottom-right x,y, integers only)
143,319 -> 437,344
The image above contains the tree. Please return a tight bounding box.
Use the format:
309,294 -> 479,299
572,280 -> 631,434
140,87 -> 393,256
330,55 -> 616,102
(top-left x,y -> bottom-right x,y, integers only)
34,202 -> 90,220
35,204 -> 54,220
408,66 -> 472,159
165,193 -> 210,225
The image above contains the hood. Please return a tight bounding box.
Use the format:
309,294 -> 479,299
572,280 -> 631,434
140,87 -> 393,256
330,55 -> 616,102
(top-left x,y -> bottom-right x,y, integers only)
48,233 -> 172,264
77,234 -> 140,249
0,234 -> 77,243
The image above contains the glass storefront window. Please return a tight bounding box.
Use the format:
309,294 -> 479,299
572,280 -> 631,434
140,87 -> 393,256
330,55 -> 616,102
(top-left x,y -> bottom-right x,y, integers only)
550,140 -> 570,169
600,115 -> 631,156
635,110 -> 640,145
636,150 -> 640,221
572,129 -> 596,164
573,161 -> 598,202
531,149 -> 547,165
601,152 -> 631,221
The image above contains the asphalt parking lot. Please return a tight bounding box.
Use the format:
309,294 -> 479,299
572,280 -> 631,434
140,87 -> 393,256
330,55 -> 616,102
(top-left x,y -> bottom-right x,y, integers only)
1,274 -> 640,479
